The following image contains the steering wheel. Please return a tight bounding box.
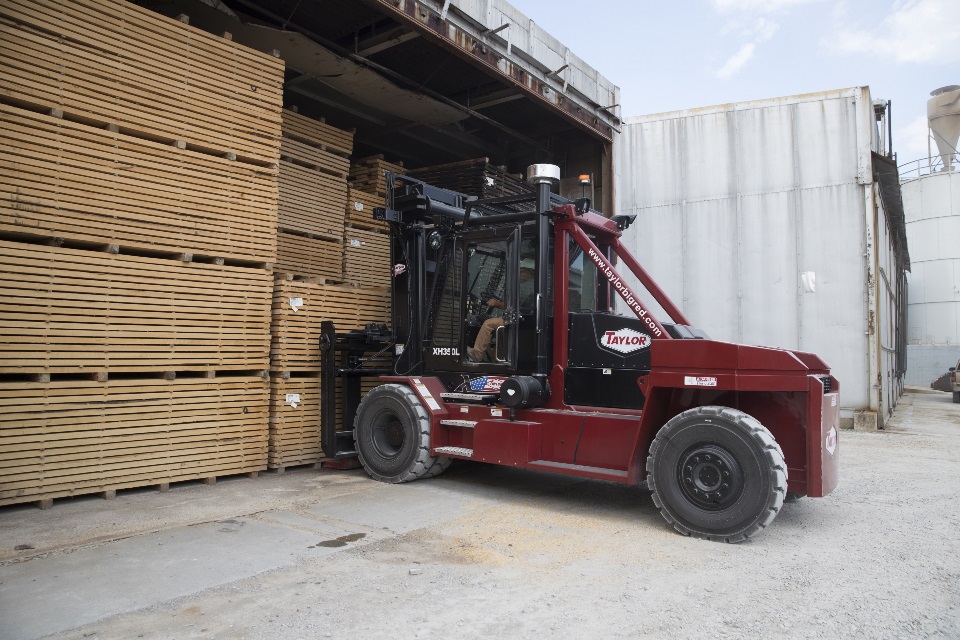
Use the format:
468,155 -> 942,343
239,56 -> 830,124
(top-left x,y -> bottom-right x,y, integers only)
465,292 -> 499,327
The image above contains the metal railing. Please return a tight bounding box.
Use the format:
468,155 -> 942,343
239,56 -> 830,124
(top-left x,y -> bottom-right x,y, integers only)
899,153 -> 960,182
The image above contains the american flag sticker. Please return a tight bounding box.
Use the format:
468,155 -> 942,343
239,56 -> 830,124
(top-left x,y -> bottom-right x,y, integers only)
469,376 -> 506,392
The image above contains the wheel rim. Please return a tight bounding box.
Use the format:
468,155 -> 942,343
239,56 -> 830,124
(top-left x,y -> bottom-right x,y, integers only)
676,443 -> 744,511
371,411 -> 406,459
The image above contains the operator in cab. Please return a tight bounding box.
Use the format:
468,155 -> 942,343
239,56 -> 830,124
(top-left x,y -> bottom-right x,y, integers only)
468,259 -> 536,362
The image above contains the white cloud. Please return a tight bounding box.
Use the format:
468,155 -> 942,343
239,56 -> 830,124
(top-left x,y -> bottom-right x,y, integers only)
711,0 -> 821,13
750,17 -> 780,42
829,0 -> 960,64
717,43 -> 757,78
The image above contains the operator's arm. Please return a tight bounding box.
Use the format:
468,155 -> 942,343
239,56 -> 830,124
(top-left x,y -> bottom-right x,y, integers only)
487,298 -> 505,309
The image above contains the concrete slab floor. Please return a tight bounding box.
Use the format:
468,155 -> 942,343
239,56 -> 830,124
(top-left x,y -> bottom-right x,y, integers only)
1,388 -> 958,640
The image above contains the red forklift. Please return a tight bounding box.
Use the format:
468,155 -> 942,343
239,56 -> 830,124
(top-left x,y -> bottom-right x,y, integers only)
321,164 -> 839,542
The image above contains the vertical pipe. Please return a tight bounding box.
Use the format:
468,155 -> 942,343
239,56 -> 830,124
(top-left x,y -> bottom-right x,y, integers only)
535,178 -> 552,380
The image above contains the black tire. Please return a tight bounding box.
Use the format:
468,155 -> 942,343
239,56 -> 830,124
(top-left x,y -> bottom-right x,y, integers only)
646,406 -> 787,543
953,391 -> 960,404
354,384 -> 451,483
784,492 -> 804,503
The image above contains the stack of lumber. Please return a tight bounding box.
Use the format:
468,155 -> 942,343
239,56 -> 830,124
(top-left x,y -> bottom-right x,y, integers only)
343,227 -> 392,287
276,109 -> 353,280
271,279 -> 390,374
408,157 -> 532,198
0,0 -> 283,164
269,376 -> 322,469
271,110 -> 359,466
0,0 -> 284,507
0,241 -> 272,374
0,103 -> 278,263
348,155 -> 405,196
0,377 -> 269,507
269,278 -> 390,463
345,188 -> 388,232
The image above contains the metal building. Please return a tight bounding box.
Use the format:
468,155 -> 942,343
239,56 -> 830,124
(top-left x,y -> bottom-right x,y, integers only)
899,85 -> 960,385
615,87 -> 909,428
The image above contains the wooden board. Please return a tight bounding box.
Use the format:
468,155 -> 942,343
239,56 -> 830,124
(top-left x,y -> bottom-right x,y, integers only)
348,155 -> 405,196
271,279 -> 390,372
0,376 -> 269,506
0,102 -> 279,263
345,188 -> 388,232
0,0 -> 283,164
0,240 -> 273,373
343,228 -> 391,287
278,161 -> 347,240
275,232 -> 343,282
282,109 -> 353,156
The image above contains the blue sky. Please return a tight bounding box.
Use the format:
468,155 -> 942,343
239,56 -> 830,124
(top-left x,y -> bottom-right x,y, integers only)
508,0 -> 959,162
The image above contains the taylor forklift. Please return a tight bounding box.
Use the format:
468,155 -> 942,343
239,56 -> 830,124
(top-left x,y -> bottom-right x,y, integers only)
321,164 -> 839,542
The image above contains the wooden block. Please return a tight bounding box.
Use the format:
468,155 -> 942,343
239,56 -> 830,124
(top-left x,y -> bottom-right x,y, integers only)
0,240 -> 273,374
158,482 -> 169,492
345,188 -> 388,232
38,498 -> 53,509
103,489 -> 116,500
342,227 -> 391,287
204,477 -> 216,485
0,0 -> 285,164
275,232 -> 343,282
269,279 -> 390,373
0,103 -> 279,263
0,376 -> 269,507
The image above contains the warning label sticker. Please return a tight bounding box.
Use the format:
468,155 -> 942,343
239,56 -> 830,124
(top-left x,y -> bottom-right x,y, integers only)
684,376 -> 718,387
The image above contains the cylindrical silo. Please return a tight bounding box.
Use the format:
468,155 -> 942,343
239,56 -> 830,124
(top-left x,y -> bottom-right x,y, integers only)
902,87 -> 960,383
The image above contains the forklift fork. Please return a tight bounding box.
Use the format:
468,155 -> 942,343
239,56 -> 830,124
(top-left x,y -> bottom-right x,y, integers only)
319,321 -> 394,459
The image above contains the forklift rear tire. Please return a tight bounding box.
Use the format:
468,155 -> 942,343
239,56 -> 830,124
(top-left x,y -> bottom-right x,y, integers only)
354,384 -> 451,483
646,406 -> 787,543
953,391 -> 960,403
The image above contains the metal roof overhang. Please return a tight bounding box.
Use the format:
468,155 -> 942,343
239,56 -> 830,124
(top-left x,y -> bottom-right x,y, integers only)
139,0 -> 620,174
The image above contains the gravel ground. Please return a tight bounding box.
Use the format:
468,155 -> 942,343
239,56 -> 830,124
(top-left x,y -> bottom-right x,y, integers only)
1,388 -> 958,639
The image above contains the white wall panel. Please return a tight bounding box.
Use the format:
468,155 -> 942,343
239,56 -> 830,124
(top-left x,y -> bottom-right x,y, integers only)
738,191 -> 800,348
617,88 -> 898,414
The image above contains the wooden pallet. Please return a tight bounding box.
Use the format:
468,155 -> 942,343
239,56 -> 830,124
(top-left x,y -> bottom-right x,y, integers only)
407,157 -> 532,198
348,155 -> 405,196
0,102 -> 279,263
0,375 -> 269,507
0,240 -> 272,374
343,227 -> 391,287
282,109 -> 353,156
275,231 -> 343,282
0,0 -> 283,165
279,161 -> 347,240
271,279 -> 390,373
346,188 -> 388,232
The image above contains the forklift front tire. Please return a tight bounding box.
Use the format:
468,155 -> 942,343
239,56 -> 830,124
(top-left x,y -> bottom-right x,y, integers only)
647,406 -> 787,543
354,384 -> 451,483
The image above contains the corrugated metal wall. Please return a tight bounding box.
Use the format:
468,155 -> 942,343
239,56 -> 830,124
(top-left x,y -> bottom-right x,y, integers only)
616,87 -> 904,420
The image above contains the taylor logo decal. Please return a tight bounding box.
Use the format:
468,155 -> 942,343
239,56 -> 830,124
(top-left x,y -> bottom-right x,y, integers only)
825,426 -> 837,455
601,328 -> 652,354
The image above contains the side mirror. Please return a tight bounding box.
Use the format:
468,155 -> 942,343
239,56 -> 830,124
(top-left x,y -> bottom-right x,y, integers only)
574,197 -> 591,214
950,367 -> 957,372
